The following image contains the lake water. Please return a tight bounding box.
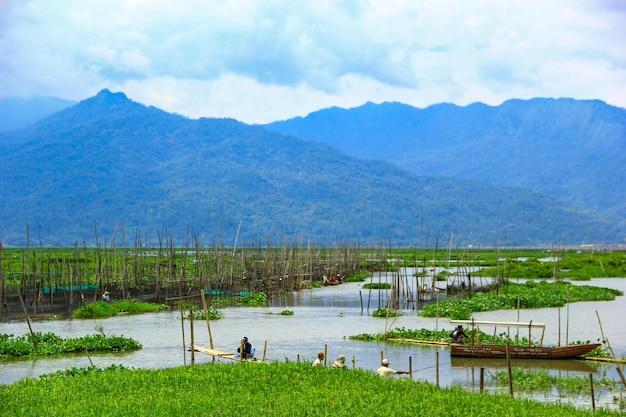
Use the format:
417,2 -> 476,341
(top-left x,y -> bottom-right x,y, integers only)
1,273 -> 625,411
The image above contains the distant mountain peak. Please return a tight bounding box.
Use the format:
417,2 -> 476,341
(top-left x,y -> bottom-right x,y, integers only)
94,88 -> 129,102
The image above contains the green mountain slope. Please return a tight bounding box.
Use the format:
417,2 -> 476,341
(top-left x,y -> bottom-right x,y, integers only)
265,99 -> 626,219
0,90 -> 622,247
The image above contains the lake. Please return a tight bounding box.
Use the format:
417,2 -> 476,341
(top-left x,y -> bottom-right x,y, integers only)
1,273 -> 625,411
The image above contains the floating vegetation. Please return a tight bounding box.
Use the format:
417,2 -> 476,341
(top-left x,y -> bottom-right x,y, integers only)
420,281 -> 622,320
345,271 -> 372,282
238,292 -> 268,306
371,308 -> 400,318
0,332 -> 142,359
73,300 -> 169,319
186,307 -> 224,321
362,283 -> 391,290
350,327 -> 450,342
300,280 -> 322,289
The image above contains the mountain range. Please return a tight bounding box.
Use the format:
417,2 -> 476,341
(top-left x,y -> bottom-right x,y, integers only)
265,99 -> 626,220
0,90 -> 624,247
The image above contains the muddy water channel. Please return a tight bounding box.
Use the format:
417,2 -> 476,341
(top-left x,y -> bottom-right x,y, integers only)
2,272 -> 625,412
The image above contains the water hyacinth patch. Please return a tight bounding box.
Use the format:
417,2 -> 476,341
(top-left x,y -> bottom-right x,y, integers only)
0,332 -> 142,359
73,300 -> 169,319
420,281 -> 622,320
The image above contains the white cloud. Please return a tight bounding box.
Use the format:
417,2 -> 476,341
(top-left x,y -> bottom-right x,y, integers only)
1,0 -> 624,123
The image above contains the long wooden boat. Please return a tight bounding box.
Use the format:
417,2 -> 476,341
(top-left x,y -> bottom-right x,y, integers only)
449,319 -> 600,360
450,342 -> 601,359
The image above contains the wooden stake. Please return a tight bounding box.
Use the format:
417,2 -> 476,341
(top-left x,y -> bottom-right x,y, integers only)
190,305 -> 195,365
596,310 -> 626,387
589,373 -> 596,410
200,290 -> 214,349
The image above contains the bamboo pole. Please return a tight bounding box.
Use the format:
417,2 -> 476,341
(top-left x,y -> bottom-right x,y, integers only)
596,310 -> 626,387
435,351 -> 439,386
589,373 -> 596,410
180,303 -> 186,366
2,243 -> 38,353
262,340 -> 267,362
190,305 -> 195,365
506,341 -> 513,397
200,290 -> 214,349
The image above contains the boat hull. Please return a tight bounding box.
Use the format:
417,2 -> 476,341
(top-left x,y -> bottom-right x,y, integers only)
450,343 -> 600,359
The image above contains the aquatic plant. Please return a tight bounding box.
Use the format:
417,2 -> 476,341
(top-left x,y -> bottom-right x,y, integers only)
186,307 -> 224,321
345,271 -> 372,282
362,283 -> 391,289
238,292 -> 268,306
73,300 -> 169,319
371,308 -> 400,318
0,332 -> 142,358
0,362 -> 618,416
420,281 -> 622,320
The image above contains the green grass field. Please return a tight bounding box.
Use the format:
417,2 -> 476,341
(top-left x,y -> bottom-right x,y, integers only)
0,362 -> 620,416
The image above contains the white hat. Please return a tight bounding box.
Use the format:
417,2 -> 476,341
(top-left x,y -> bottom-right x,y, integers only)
382,358 -> 389,366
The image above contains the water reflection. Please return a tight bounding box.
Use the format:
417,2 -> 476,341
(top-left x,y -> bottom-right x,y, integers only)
1,274 -> 625,411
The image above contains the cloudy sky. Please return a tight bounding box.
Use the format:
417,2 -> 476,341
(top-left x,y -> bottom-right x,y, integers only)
1,0 -> 625,123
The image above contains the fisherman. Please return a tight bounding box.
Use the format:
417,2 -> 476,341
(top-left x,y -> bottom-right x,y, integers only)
236,336 -> 255,360
377,358 -> 409,378
450,325 -> 469,343
312,351 -> 325,367
332,354 -> 347,368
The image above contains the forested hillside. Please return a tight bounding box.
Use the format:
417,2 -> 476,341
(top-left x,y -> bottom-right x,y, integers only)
265,99 -> 626,220
0,90 -> 622,247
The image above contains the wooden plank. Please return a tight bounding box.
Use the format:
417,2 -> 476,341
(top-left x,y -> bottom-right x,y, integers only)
191,344 -> 236,360
450,319 -> 546,329
387,338 -> 449,347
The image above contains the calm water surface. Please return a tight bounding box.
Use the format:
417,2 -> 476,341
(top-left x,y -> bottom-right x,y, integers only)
2,274 -> 625,411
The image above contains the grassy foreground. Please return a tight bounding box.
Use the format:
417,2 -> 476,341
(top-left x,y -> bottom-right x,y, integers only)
0,362 -> 619,416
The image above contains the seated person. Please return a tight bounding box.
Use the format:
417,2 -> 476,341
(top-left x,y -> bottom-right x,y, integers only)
235,336 -> 255,359
312,351 -> 325,367
450,325 -> 469,343
332,354 -> 347,368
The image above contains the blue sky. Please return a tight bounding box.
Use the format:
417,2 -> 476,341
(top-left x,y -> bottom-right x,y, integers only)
1,0 -> 625,123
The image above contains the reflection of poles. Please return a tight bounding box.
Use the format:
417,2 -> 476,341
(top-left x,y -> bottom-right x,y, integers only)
596,310 -> 626,387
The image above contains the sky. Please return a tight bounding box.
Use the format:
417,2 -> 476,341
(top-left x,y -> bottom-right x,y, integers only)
1,0 -> 625,124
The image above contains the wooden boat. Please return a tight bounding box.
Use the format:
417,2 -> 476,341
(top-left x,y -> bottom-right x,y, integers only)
449,319 -> 600,360
450,342 -> 600,359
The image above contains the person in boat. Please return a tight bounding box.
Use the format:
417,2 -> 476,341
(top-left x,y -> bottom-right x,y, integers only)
377,358 -> 409,378
332,354 -> 347,368
450,325 -> 469,343
236,336 -> 255,360
312,351 -> 325,367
